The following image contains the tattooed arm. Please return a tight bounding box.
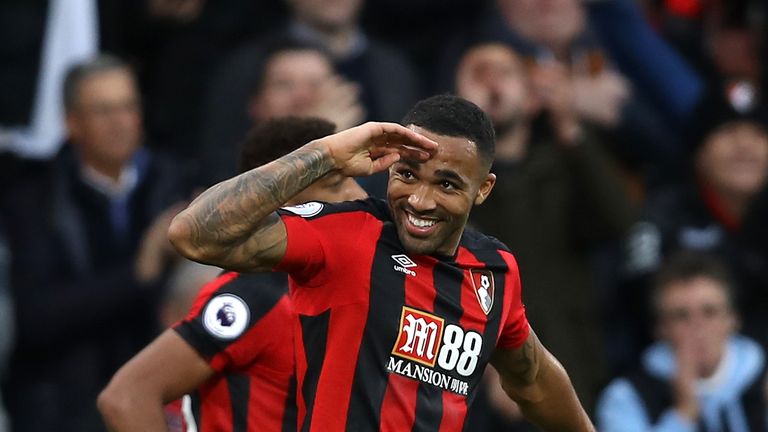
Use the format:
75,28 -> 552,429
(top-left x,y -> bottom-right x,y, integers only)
168,122 -> 437,271
491,330 -> 595,431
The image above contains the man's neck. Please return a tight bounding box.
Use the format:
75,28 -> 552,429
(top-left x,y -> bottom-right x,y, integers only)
83,160 -> 123,183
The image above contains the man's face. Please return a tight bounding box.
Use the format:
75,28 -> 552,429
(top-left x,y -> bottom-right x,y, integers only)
456,44 -> 530,128
387,126 -> 496,256
696,121 -> 768,197
289,0 -> 362,32
289,171 -> 367,205
656,276 -> 737,377
66,69 -> 142,170
249,50 -> 334,121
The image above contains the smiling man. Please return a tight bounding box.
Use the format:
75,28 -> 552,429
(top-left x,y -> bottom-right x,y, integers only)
169,95 -> 593,431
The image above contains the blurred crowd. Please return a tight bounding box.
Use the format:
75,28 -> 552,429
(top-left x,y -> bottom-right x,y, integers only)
1,0 -> 768,430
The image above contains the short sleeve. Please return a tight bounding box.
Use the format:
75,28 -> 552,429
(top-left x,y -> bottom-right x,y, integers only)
274,200 -> 377,287
273,211 -> 326,285
496,252 -> 531,350
173,272 -> 290,372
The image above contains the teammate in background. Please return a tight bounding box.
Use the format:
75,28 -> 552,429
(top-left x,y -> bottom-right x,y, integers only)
98,117 -> 367,431
169,95 -> 594,430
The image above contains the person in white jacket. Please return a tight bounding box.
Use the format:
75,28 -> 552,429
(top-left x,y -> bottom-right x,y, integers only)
597,251 -> 767,432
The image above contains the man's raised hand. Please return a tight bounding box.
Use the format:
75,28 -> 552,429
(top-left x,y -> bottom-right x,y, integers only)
314,122 -> 438,177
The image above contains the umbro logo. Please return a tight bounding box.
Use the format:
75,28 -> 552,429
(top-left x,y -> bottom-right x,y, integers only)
392,254 -> 417,276
392,254 -> 417,267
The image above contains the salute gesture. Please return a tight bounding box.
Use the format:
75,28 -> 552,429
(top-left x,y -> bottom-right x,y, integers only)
169,122 -> 437,272
318,122 -> 437,176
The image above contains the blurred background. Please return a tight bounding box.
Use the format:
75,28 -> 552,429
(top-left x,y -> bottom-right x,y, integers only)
1,0 -> 767,430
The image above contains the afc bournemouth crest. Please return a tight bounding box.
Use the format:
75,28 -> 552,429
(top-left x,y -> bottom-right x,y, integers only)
470,269 -> 495,315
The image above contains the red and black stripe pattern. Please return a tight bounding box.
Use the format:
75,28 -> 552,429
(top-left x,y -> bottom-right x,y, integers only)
277,198 -> 529,431
174,272 -> 297,432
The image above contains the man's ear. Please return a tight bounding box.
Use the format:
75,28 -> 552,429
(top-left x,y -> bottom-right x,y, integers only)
474,173 -> 496,205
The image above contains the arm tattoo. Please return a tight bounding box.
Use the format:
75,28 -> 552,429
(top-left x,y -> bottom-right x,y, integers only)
510,334 -> 540,384
179,142 -> 335,257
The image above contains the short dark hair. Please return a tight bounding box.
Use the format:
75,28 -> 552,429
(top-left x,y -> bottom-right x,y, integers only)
62,54 -> 132,112
238,116 -> 337,172
652,250 -> 735,314
401,94 -> 496,168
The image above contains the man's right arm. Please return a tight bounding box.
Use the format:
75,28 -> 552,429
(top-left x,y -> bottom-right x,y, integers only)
98,330 -> 215,432
168,140 -> 335,272
168,122 -> 437,272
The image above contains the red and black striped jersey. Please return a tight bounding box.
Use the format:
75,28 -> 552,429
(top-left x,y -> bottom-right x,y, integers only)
174,272 -> 297,432
275,198 -> 530,432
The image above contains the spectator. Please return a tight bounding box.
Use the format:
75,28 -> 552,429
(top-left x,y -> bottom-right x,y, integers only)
586,0 -> 704,129
1,54 -> 186,432
199,40 -> 364,187
441,0 -> 631,126
646,0 -> 763,83
586,0 -> 764,181
0,0 -> 287,161
100,0 -> 288,164
199,0 -> 420,189
621,81 -> 768,359
439,0 -> 677,175
278,0 -> 420,121
457,42 -> 634,410
597,251 -> 767,431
